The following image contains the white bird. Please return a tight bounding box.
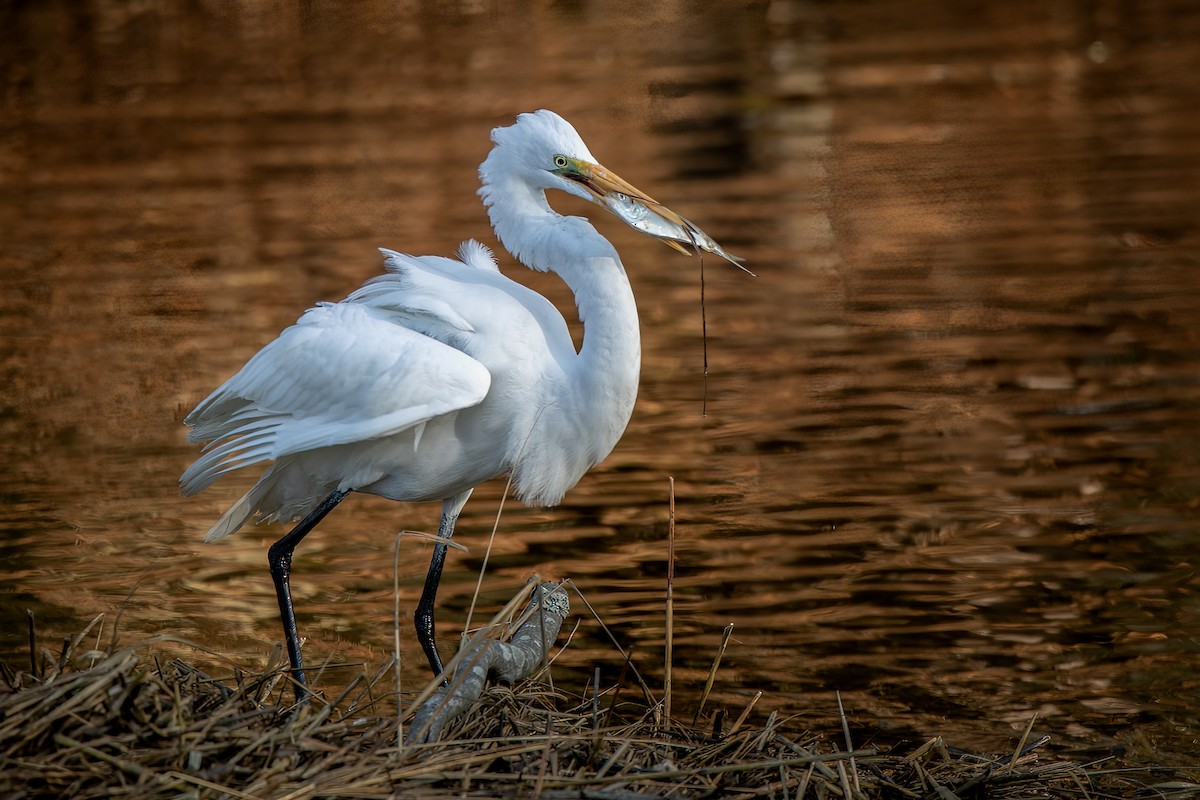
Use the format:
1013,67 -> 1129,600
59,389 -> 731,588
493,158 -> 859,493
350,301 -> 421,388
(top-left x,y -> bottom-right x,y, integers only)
181,109 -> 742,700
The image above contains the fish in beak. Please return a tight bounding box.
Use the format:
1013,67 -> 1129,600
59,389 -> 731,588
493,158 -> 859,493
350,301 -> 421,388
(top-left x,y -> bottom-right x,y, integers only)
552,155 -> 753,274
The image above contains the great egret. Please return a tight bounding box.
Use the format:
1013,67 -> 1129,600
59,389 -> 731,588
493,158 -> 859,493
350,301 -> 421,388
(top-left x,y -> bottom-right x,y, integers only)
181,109 -> 742,700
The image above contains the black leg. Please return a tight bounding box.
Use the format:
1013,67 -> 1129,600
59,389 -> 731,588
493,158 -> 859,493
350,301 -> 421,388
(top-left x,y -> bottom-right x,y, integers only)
414,500 -> 463,680
267,488 -> 350,702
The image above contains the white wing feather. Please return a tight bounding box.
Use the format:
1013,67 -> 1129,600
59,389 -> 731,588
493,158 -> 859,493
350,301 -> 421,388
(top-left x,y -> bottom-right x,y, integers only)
181,302 -> 491,495
353,245 -> 576,368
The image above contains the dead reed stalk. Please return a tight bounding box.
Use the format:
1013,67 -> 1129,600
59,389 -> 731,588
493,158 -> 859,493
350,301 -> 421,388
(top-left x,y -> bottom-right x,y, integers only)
2,599 -> 1184,800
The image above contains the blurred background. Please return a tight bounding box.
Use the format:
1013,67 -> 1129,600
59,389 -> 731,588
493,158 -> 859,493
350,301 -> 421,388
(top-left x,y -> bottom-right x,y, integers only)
2,0 -> 1199,758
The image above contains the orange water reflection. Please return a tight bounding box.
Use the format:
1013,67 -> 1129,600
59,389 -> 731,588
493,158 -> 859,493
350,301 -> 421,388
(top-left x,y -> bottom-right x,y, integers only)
3,1 -> 1199,758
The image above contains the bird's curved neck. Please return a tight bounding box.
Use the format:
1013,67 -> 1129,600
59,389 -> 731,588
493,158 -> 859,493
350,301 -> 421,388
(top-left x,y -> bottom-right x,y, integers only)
484,178 -> 641,467
485,179 -> 640,355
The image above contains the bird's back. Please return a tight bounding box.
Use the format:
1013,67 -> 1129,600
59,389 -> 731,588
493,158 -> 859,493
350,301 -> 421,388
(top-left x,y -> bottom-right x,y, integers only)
181,242 -> 579,539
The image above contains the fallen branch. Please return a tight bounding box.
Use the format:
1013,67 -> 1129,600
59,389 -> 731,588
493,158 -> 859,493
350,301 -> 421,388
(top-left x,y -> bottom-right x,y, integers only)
406,581 -> 570,745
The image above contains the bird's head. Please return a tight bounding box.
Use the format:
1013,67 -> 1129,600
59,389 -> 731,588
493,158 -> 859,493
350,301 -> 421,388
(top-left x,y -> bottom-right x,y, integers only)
481,109 -> 746,269
481,109 -> 599,199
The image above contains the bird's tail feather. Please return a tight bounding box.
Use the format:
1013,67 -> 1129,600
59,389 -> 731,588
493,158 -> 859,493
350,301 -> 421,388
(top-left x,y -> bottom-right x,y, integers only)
204,477 -> 272,542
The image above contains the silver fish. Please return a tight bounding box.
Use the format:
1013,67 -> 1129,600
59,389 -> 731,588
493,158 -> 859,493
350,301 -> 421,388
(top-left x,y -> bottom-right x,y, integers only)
604,191 -> 753,274
552,153 -> 752,274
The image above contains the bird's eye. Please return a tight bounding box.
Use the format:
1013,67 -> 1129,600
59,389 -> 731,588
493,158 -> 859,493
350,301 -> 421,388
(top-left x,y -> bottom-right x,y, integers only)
552,155 -> 569,169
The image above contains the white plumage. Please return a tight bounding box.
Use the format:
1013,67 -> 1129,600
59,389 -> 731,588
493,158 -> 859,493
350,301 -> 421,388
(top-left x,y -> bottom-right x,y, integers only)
180,109 -> 732,695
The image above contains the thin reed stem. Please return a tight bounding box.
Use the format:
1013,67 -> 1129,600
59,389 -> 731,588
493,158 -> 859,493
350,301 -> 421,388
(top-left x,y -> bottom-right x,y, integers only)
664,476 -> 676,724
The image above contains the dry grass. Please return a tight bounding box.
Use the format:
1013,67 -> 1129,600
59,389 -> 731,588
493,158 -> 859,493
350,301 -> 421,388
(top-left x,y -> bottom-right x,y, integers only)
2,608 -> 1195,800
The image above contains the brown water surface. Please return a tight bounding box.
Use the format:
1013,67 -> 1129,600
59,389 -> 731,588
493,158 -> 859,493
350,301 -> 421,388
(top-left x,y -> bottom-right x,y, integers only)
3,1 -> 1200,757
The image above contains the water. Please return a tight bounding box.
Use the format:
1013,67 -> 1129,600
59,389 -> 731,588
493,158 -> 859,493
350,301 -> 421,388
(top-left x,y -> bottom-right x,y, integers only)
3,1 -> 1200,757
